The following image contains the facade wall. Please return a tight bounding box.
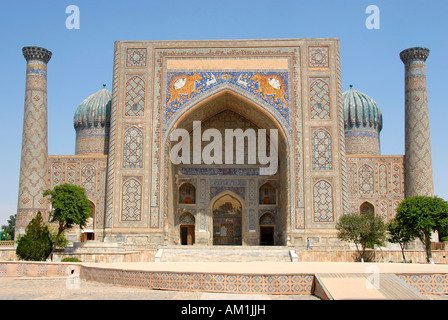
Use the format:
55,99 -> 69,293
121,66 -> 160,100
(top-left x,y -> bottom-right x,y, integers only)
346,155 -> 405,221
48,155 -> 108,236
104,39 -> 347,246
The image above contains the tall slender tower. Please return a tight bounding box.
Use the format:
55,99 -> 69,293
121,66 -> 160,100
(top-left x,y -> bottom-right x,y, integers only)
16,47 -> 52,236
400,47 -> 434,198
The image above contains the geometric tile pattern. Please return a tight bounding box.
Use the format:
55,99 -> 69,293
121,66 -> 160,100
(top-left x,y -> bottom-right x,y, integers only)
47,156 -> 107,230
125,76 -> 145,116
391,164 -> 402,194
123,126 -> 144,168
179,212 -> 195,225
358,164 -> 374,195
121,178 -> 142,221
399,274 -> 448,294
400,47 -> 434,197
81,266 -> 314,295
346,156 -> 404,222
310,79 -> 330,119
312,128 -> 332,170
16,48 -> 52,229
126,48 -> 147,68
51,163 -> 63,188
80,164 -> 97,194
378,164 -> 387,195
308,46 -> 329,68
379,200 -> 388,221
313,180 -> 334,222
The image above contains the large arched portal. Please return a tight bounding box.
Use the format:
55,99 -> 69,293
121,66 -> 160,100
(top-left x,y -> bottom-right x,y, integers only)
164,89 -> 290,246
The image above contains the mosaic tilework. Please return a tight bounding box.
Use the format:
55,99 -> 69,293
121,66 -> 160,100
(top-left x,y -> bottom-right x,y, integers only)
311,128 -> 332,170
313,180 -> 334,222
358,164 -> 374,195
126,48 -> 147,67
17,48 -> 52,229
51,164 -> 63,188
121,177 -> 142,221
260,212 -> 275,225
310,78 -> 330,119
399,274 -> 448,294
179,212 -> 195,225
123,126 -> 144,168
75,128 -> 109,155
48,156 -> 107,229
378,164 -> 387,195
379,200 -> 388,221
81,164 -> 97,193
125,75 -> 145,116
165,72 -> 290,124
81,266 -> 314,295
400,47 -> 434,197
346,156 -> 404,221
308,46 -> 329,68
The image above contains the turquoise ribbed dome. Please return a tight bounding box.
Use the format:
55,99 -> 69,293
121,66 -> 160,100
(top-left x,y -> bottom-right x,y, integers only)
343,86 -> 383,132
74,85 -> 111,130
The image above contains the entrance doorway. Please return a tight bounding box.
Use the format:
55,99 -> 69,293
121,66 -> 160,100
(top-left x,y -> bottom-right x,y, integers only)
212,193 -> 242,245
180,225 -> 195,245
259,212 -> 275,245
260,226 -> 274,245
179,212 -> 195,245
81,232 -> 95,242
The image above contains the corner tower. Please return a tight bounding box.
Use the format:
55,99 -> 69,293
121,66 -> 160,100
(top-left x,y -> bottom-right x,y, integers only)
16,46 -> 52,236
400,47 -> 434,198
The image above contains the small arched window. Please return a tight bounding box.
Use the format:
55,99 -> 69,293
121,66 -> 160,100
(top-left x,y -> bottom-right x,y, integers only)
179,182 -> 196,204
259,183 -> 276,205
360,201 -> 375,215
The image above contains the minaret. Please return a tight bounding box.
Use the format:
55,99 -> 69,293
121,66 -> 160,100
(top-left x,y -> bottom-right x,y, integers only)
400,47 -> 434,198
16,47 -> 52,236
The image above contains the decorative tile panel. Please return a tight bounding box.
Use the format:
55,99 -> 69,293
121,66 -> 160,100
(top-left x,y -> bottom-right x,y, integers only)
125,75 -> 145,116
126,48 -> 147,67
310,78 -> 331,119
358,164 -> 374,195
123,126 -> 144,168
308,46 -> 329,68
121,177 -> 142,221
165,71 -> 290,124
312,128 -> 332,170
313,179 -> 334,222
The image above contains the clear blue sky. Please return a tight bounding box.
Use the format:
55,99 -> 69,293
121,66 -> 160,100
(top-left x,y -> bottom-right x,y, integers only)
0,0 -> 447,226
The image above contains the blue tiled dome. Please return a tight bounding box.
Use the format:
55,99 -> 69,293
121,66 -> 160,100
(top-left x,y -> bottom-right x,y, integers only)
343,86 -> 382,133
74,85 -> 111,130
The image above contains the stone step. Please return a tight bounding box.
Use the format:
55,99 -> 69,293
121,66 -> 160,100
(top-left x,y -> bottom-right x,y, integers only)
158,246 -> 295,262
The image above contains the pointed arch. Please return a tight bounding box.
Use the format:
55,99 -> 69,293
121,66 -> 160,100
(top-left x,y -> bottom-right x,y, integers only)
360,201 -> 375,215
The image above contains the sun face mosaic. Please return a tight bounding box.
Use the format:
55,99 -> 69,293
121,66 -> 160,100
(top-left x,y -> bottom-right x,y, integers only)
165,71 -> 290,124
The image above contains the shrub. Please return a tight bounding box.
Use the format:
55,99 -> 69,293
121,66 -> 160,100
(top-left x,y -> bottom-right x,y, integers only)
16,212 -> 53,261
61,257 -> 82,262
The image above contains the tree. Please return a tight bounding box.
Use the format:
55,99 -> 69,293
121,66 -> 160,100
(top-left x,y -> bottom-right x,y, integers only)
395,196 -> 448,263
387,217 -> 414,263
43,183 -> 92,259
1,214 -> 16,240
336,212 -> 387,261
16,212 -> 53,261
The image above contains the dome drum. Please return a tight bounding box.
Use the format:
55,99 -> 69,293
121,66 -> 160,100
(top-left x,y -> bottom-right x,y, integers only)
73,86 -> 111,155
343,87 -> 383,155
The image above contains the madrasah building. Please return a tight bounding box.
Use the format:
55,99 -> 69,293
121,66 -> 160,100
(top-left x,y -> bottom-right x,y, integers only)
15,39 -> 434,251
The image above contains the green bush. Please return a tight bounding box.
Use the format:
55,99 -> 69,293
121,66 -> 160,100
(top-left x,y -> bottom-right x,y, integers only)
16,212 -> 53,261
61,257 -> 82,262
